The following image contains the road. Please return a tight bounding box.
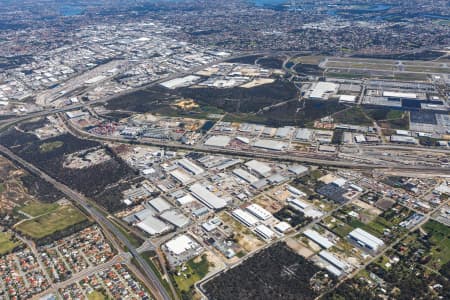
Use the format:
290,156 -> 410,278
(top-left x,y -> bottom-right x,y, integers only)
0,145 -> 173,300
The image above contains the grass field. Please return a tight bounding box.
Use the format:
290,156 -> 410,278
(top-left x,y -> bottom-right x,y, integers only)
20,201 -> 59,217
423,220 -> 450,269
174,254 -> 210,292
87,291 -> 107,300
0,232 -> 21,255
39,141 -> 64,153
16,205 -> 87,239
332,107 -> 373,126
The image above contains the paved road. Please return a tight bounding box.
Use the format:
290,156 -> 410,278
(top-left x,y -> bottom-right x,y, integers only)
0,145 -> 172,300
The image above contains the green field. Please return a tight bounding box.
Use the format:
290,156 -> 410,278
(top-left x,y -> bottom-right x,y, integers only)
423,220 -> 450,268
39,141 -> 64,153
20,202 -> 59,217
0,232 -> 21,255
332,107 -> 373,126
173,254 -> 210,293
87,291 -> 108,300
16,205 -> 87,239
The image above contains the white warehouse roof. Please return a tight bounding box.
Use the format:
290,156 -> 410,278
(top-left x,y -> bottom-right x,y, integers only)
253,139 -> 287,151
189,183 -> 227,210
255,225 -> 276,240
246,203 -> 272,220
137,216 -> 171,236
383,91 -> 417,99
232,208 -> 259,227
304,229 -> 334,249
165,234 -> 200,255
348,228 -> 384,251
177,158 -> 204,175
233,168 -> 259,184
245,160 -> 272,177
204,135 -> 231,148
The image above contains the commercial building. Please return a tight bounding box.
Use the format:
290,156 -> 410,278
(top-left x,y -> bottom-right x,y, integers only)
348,228 -> 384,252
189,183 -> 227,210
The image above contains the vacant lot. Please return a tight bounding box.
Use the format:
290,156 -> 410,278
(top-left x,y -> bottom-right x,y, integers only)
423,220 -> 450,269
174,254 -> 210,294
16,204 -> 87,239
20,201 -> 59,217
0,232 -> 21,255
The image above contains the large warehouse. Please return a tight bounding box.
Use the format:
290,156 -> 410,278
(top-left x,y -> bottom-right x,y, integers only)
348,228 -> 384,252
189,183 -> 228,210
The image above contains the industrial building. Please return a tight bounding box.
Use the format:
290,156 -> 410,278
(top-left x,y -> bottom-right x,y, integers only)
245,160 -> 272,177
318,250 -> 350,272
390,135 -> 418,144
348,228 -> 385,252
136,216 -> 172,236
189,183 -> 228,210
253,139 -> 287,151
231,208 -> 259,227
274,221 -> 291,233
204,135 -> 231,148
177,158 -> 204,175
233,168 -> 259,184
160,210 -> 190,228
254,225 -> 276,240
148,197 -> 172,213
170,169 -> 194,185
246,203 -> 272,220
164,234 -> 202,264
308,82 -> 339,100
304,229 -> 334,249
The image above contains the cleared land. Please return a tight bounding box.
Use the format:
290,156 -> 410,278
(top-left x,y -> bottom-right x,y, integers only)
20,201 -> 59,217
16,204 -> 87,239
173,254 -> 210,293
0,232 -> 21,255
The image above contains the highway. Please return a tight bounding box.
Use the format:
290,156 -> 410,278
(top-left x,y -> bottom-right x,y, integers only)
0,145 -> 173,300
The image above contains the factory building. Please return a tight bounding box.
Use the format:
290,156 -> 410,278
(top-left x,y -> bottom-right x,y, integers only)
254,225 -> 276,240
177,158 -> 204,175
246,203 -> 272,220
245,160 -> 272,177
348,228 -> 384,252
232,168 -> 259,184
189,183 -> 227,210
304,229 -> 334,249
231,208 -> 259,227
